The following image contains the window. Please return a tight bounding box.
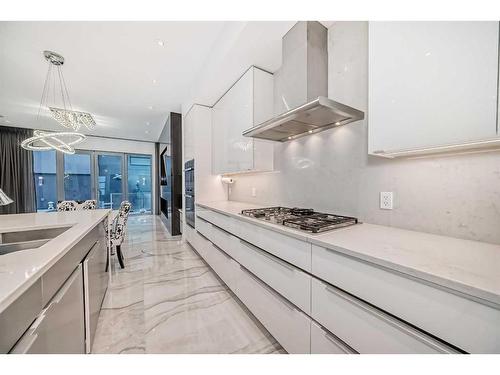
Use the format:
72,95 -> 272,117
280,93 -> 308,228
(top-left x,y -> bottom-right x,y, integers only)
33,150 -> 57,211
127,155 -> 152,214
64,152 -> 92,201
97,154 -> 124,210
32,150 -> 153,214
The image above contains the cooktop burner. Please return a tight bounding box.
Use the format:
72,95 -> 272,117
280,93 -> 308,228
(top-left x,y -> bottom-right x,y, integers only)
241,207 -> 358,233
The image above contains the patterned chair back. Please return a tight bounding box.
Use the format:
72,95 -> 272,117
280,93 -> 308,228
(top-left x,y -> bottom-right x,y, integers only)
80,199 -> 97,210
57,200 -> 78,211
111,201 -> 132,246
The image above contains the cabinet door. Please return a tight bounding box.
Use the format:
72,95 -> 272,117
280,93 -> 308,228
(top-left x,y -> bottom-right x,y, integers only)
368,22 -> 499,154
183,108 -> 195,162
11,265 -> 85,354
212,68 -> 254,174
84,240 -> 108,353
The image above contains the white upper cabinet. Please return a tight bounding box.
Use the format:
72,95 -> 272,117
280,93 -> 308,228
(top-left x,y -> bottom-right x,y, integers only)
368,22 -> 500,156
212,66 -> 274,174
183,108 -> 195,163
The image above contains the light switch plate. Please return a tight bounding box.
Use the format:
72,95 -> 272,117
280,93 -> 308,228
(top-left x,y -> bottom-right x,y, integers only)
380,192 -> 393,210
251,187 -> 257,197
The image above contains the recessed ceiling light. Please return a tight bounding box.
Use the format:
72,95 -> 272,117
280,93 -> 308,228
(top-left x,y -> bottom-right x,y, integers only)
157,40 -> 165,47
335,122 -> 341,126
152,79 -> 157,84
308,130 -> 313,133
145,130 -> 150,134
146,122 -> 150,126
148,106 -> 154,110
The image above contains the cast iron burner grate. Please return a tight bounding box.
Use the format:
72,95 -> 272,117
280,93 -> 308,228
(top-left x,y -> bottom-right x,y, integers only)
241,207 -> 358,233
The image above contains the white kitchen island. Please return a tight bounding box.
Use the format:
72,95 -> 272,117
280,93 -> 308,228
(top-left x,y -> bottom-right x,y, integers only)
0,209 -> 110,353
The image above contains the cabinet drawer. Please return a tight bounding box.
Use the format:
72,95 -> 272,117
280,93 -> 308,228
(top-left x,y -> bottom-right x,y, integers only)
311,321 -> 356,354
197,208 -> 234,234
311,278 -> 456,354
195,216 -> 213,240
0,279 -> 43,353
11,265 -> 85,354
188,229 -> 210,260
197,207 -> 311,272
312,244 -> 500,353
210,224 -> 241,261
237,238 -> 311,314
234,265 -> 311,354
204,243 -> 239,291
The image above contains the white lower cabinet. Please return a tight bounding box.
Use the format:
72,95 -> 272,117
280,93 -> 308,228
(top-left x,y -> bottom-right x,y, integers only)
312,244 -> 500,353
236,239 -> 311,315
311,278 -> 457,354
204,243 -> 240,291
234,264 -> 311,354
311,321 -> 356,354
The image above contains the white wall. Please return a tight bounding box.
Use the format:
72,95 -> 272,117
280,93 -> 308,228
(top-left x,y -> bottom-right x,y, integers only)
181,21 -> 294,113
228,22 -> 500,245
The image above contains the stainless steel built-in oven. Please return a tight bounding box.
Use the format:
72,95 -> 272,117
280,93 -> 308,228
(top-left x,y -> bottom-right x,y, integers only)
184,159 -> 195,228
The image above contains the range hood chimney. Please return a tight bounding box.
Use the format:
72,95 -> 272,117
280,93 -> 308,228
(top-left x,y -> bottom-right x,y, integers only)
243,21 -> 364,142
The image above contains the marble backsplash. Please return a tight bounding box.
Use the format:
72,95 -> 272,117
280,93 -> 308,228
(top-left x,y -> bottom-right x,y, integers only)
228,22 -> 500,245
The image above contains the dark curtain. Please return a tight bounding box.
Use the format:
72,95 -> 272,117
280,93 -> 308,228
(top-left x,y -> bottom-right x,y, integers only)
0,126 -> 36,214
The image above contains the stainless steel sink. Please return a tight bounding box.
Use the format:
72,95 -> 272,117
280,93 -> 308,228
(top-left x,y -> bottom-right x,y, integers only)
0,226 -> 72,255
0,226 -> 71,244
0,239 -> 51,255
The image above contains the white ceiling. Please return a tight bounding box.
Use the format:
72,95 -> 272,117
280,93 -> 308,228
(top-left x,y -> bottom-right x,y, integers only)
0,21 -> 315,143
0,21 -> 228,142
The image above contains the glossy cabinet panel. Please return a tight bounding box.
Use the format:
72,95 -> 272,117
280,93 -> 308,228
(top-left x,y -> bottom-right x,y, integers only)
311,278 -> 456,354
83,239 -> 108,353
212,66 -> 274,174
369,22 -> 499,154
312,244 -> 500,353
311,321 -> 356,354
11,265 -> 85,354
235,264 -> 311,354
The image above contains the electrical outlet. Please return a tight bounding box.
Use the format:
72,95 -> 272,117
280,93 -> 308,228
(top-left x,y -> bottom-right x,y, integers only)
251,187 -> 257,197
380,192 -> 393,210
228,187 -> 232,195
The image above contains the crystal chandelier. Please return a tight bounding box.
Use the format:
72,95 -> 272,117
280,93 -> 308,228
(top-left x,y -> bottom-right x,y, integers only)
21,51 -> 93,154
21,130 -> 86,154
39,51 -> 96,131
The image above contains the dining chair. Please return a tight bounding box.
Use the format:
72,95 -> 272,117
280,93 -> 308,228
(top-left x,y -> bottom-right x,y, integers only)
108,201 -> 132,269
79,199 -> 97,210
56,200 -> 78,211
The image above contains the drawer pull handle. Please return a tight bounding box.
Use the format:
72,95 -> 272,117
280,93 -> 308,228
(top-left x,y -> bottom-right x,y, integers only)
239,265 -> 296,312
212,243 -> 232,260
214,225 -> 233,238
196,230 -> 210,242
239,240 -> 295,271
320,326 -> 357,354
323,283 -> 455,353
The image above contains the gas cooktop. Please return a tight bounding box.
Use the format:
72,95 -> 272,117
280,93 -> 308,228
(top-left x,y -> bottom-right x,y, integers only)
240,207 -> 358,234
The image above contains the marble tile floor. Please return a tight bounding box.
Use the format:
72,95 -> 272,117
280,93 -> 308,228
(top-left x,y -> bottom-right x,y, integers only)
92,215 -> 285,354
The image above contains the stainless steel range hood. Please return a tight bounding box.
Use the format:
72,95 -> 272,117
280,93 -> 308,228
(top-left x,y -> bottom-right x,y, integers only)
243,96 -> 364,141
243,21 -> 364,142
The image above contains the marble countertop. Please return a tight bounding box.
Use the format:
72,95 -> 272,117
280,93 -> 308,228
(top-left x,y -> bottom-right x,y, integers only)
0,209 -> 110,313
196,200 -> 500,307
